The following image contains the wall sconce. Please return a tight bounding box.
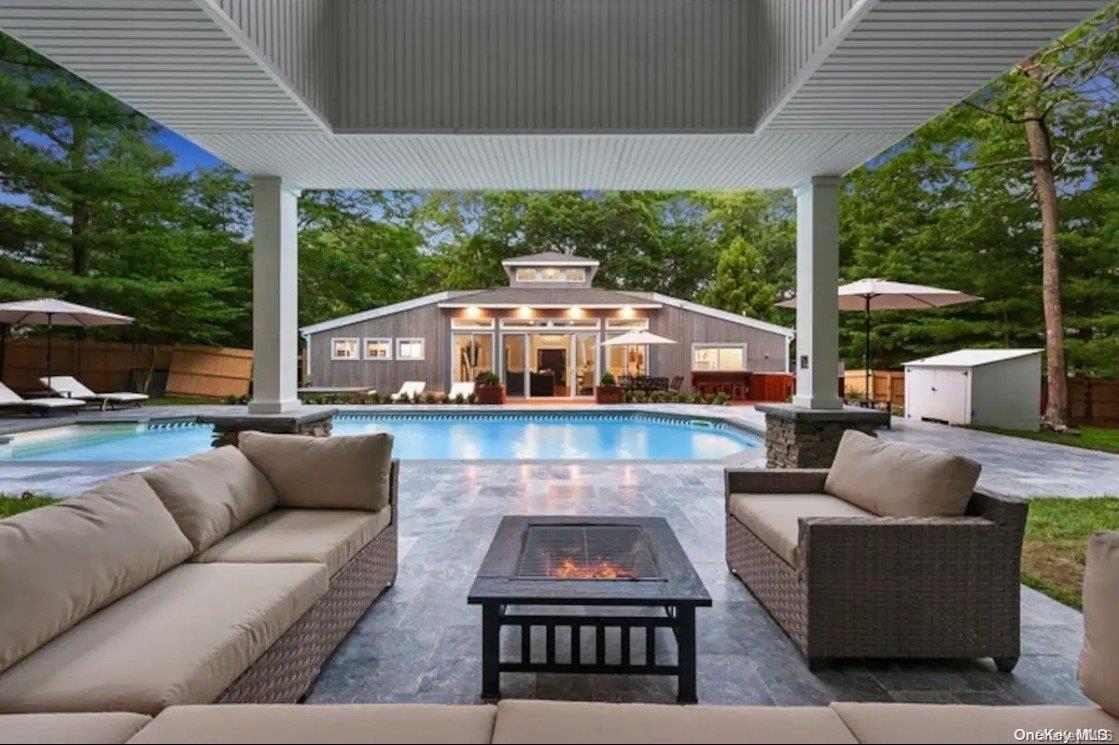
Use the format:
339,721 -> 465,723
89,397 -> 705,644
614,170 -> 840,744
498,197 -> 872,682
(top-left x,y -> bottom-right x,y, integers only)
568,306 -> 584,318
464,306 -> 481,319
517,305 -> 533,319
619,305 -> 635,319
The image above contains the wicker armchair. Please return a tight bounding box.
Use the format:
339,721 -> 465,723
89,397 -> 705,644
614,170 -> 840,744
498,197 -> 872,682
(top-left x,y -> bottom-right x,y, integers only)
724,467 -> 1028,671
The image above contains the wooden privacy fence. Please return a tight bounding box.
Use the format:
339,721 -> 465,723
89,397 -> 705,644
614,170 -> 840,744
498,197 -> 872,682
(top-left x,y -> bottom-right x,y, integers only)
1043,377 -> 1119,427
845,369 -> 906,407
0,337 -> 252,399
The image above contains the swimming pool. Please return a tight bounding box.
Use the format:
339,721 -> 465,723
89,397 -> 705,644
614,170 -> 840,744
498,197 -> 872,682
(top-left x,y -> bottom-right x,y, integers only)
0,412 -> 759,462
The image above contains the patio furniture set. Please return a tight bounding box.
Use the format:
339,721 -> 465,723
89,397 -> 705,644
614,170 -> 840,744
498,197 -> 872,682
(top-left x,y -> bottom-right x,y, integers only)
0,375 -> 147,416
1,428 -> 1115,744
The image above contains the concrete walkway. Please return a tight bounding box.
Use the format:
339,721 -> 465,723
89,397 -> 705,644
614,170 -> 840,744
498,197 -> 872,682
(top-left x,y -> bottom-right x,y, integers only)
1,404 -> 1117,498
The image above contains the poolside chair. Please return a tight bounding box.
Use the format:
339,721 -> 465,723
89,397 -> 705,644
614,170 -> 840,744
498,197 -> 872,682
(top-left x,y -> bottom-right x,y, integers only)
390,380 -> 425,401
41,375 -> 149,410
448,382 -> 474,400
0,381 -> 85,416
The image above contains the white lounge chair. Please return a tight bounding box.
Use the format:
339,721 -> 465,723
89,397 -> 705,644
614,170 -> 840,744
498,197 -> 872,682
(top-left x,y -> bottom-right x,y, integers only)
448,382 -> 475,400
0,381 -> 85,416
41,375 -> 149,410
389,380 -> 425,402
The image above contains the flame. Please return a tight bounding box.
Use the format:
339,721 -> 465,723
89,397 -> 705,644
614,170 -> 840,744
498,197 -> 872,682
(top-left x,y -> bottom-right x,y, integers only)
549,556 -> 634,580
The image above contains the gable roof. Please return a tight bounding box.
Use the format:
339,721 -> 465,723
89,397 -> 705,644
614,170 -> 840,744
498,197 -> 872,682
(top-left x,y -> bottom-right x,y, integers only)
438,287 -> 659,308
301,289 -> 794,339
299,291 -> 472,335
903,349 -> 1042,368
502,252 -> 599,266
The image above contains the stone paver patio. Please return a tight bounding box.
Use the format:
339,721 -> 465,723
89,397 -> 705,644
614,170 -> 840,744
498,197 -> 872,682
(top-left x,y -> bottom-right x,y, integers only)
307,461 -> 1088,706
0,404 -> 1108,706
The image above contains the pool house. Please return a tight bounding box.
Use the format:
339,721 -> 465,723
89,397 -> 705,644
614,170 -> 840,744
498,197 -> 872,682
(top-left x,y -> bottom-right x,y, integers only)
300,252 -> 793,398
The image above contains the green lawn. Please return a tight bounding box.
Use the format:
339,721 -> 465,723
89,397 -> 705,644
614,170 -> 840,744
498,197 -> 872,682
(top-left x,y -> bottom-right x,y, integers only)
0,494 -> 56,518
976,425 -> 1119,455
1022,497 -> 1119,609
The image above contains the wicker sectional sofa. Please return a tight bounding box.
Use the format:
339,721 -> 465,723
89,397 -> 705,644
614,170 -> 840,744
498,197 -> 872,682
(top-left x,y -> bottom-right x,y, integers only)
2,531 -> 1118,743
725,430 -> 1028,670
0,432 -> 398,715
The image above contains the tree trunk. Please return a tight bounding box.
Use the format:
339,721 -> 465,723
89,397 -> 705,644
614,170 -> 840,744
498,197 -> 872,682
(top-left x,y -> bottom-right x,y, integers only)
1022,102 -> 1069,428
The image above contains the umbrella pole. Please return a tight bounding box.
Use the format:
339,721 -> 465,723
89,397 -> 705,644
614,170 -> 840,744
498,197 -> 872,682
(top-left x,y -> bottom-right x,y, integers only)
46,315 -> 53,385
863,297 -> 871,406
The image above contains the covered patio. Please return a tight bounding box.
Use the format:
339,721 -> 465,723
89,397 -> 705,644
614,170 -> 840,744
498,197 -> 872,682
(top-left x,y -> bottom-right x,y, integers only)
1,0 -> 1114,725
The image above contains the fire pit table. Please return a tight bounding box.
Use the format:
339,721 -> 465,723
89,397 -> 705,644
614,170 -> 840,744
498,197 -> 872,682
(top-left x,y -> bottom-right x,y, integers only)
468,516 -> 711,703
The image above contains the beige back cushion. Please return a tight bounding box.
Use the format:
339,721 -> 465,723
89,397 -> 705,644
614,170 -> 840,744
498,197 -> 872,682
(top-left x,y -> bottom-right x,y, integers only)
142,446 -> 278,554
0,475 -> 192,673
239,432 -> 393,511
824,430 -> 980,517
1079,532 -> 1119,717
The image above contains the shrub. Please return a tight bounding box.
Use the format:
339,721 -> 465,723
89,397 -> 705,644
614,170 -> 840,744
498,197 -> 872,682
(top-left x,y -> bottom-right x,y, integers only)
454,393 -> 465,404
623,390 -> 635,403
600,372 -> 616,387
476,371 -> 500,386
467,393 -> 477,404
424,392 -> 437,404
713,391 -> 730,406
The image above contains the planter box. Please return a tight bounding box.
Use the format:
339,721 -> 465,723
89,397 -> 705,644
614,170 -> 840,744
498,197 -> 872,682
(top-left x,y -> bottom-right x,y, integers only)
476,384 -> 505,405
595,386 -> 624,404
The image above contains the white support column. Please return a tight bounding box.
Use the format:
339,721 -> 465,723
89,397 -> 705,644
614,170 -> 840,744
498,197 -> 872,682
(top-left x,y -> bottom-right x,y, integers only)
792,175 -> 843,410
248,176 -> 300,414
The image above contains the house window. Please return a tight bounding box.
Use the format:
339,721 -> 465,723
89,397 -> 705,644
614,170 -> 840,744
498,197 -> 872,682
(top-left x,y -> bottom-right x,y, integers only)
514,267 -> 586,283
364,338 -> 392,360
693,344 -> 747,371
331,338 -> 360,360
451,317 -> 495,330
397,338 -> 425,361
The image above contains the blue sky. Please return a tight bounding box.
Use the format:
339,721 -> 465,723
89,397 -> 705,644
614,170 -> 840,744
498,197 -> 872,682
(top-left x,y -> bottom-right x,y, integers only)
156,127 -> 228,173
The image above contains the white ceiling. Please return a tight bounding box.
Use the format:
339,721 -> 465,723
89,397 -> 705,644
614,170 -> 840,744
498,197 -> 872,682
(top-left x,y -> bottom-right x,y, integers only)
0,0 -> 1107,189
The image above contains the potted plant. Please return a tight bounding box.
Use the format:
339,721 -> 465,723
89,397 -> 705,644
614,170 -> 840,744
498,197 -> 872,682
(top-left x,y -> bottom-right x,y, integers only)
475,371 -> 505,405
595,372 -> 624,404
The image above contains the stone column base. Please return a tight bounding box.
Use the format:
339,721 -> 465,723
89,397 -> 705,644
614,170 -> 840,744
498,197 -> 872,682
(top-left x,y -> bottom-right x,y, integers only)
198,409 -> 335,449
755,404 -> 890,468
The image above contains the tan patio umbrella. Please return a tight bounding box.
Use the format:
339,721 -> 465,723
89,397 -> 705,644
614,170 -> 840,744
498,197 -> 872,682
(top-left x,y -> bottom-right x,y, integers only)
776,279 -> 981,404
0,299 -> 134,382
602,330 -> 676,376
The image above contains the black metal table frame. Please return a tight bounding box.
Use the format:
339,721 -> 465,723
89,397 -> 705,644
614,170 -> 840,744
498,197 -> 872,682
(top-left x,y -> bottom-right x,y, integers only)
469,516 -> 710,704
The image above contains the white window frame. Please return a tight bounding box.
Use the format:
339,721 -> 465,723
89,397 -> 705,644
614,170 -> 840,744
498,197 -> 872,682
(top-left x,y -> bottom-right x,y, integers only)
514,267 -> 586,283
691,343 -> 748,372
330,337 -> 361,361
605,318 -> 650,331
363,337 -> 393,360
396,337 -> 425,361
451,317 -> 495,330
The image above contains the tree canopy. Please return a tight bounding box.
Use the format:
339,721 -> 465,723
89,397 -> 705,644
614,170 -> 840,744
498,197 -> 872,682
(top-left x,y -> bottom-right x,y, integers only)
1,5 -> 1117,378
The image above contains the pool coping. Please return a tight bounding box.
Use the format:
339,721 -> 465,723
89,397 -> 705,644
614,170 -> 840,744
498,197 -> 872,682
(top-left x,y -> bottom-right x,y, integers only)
0,404 -> 766,468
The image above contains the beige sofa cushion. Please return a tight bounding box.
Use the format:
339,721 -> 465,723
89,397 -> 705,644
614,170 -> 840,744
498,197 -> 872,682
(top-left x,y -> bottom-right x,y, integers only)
0,475 -> 191,674
824,430 -> 980,517
142,446 -> 278,554
239,432 -> 393,511
1079,531 -> 1119,716
194,507 -> 390,575
491,700 -> 858,744
0,562 -> 327,715
831,702 -> 1119,744
728,493 -> 874,567
130,704 -> 496,744
0,713 -> 150,744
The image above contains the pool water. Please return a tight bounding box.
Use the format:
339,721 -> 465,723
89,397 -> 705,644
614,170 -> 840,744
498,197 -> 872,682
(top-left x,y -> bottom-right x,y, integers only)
0,413 -> 758,462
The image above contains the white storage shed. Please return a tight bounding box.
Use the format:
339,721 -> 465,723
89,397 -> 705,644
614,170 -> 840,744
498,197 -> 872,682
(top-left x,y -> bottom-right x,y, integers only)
903,349 -> 1043,431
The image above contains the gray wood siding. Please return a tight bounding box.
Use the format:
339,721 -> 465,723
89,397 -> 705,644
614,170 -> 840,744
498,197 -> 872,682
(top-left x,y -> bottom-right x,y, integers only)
307,302 -> 452,393
335,0 -> 752,132
307,302 -> 789,392
647,305 -> 788,379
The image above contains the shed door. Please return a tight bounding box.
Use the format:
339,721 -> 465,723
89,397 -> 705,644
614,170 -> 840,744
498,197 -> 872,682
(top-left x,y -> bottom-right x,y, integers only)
923,367 -> 970,425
